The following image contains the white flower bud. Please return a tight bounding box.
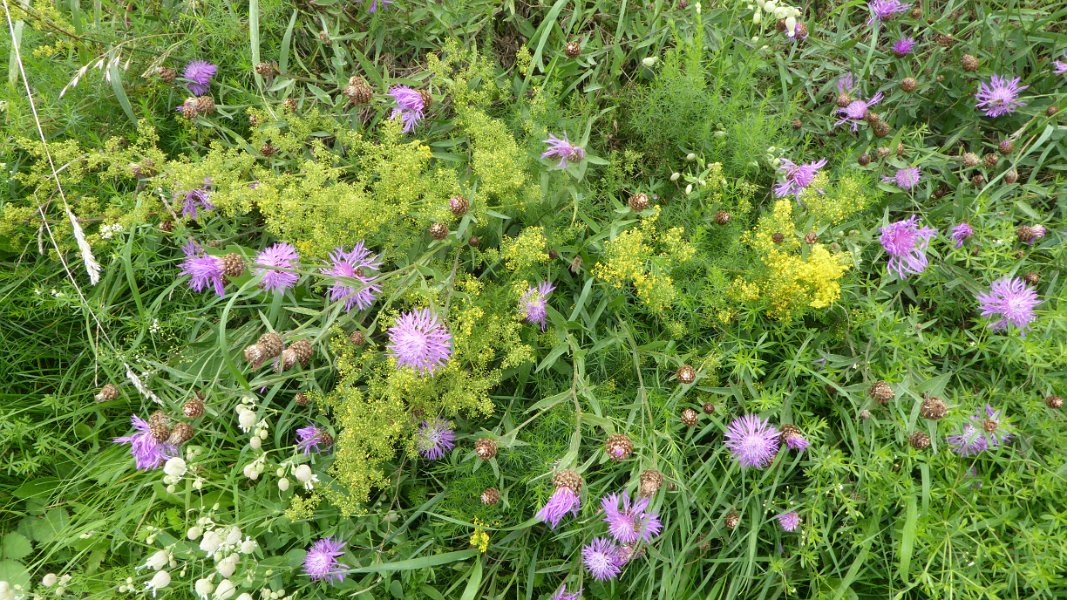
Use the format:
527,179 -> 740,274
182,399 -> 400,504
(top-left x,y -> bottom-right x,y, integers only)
238,410 -> 256,432
225,527 -> 242,546
147,570 -> 170,595
685,184 -> 693,195
237,594 -> 254,600
753,10 -> 761,24
194,578 -> 214,599
200,530 -> 222,555
240,538 -> 257,555
193,477 -> 204,490
785,16 -> 796,36
695,2 -> 701,14
145,550 -> 169,571
293,465 -> 312,483
641,56 -> 658,67
249,437 -> 262,450
41,574 -> 58,588
277,478 -> 290,492
163,457 -> 187,478
670,172 -> 680,182
216,554 -> 239,578
214,579 -> 236,600
187,526 -> 203,540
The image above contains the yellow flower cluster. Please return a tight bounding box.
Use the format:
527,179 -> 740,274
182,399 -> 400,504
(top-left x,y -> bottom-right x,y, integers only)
800,173 -> 872,224
593,208 -> 695,312
469,518 -> 490,553
502,227 -> 549,272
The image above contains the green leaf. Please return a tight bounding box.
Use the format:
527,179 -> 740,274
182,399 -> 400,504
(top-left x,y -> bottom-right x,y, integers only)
459,559 -> 482,600
349,549 -> 478,573
1,533 -> 32,560
107,60 -> 137,125
0,560 -> 30,590
898,495 -> 917,580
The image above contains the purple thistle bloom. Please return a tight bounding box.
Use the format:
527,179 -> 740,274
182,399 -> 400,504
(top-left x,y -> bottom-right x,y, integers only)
1054,55 -> 1067,76
836,73 -> 855,95
536,487 -> 581,529
541,133 -> 586,169
774,158 -> 827,199
880,216 -> 937,278
776,511 -> 801,532
183,60 -> 217,96
551,584 -> 582,600
254,242 -> 301,292
387,308 -> 452,375
388,85 -> 426,133
113,415 -> 177,470
180,187 -> 214,220
947,404 -> 1014,456
321,243 -> 382,312
520,281 -> 556,331
582,538 -> 624,581
724,415 -> 780,469
179,240 -> 225,297
601,492 -> 662,544
296,424 -> 333,456
867,0 -> 911,24
975,75 -> 1028,118
835,92 -> 883,132
882,166 -> 922,190
950,223 -> 974,248
892,37 -> 916,57
416,418 -> 455,460
365,0 -> 393,12
781,428 -> 810,452
1020,224 -> 1046,246
976,276 -> 1041,335
304,538 -> 348,585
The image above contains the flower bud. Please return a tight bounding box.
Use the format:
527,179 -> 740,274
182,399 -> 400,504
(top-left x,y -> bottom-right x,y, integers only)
216,554 -> 239,578
278,477 -> 290,492
199,530 -> 222,555
146,549 -> 170,571
214,579 -> 236,600
670,172 -> 680,181
42,574 -> 58,588
187,526 -> 203,540
163,457 -> 187,478
194,578 -> 214,599
294,464 -> 313,483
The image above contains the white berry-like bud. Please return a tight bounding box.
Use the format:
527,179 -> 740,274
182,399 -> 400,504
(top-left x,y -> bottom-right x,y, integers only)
148,570 -> 171,593
785,16 -> 796,36
685,184 -> 693,195
686,153 -> 696,161
214,579 -> 236,600
277,478 -> 290,492
199,530 -> 222,555
293,464 -> 312,483
216,554 -> 239,578
225,527 -> 242,546
145,549 -> 169,571
41,574 -> 58,588
249,437 -> 262,450
238,410 -> 256,431
240,538 -> 257,554
670,172 -> 680,182
187,526 -> 203,540
194,578 -> 214,599
163,457 -> 187,477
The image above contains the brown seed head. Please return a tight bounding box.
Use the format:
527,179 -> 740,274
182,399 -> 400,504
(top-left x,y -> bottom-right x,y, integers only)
222,254 -> 245,278
962,152 -> 979,168
772,232 -> 785,244
449,195 -> 469,217
295,392 -> 309,406
349,330 -> 366,347
792,118 -> 803,130
676,364 -> 696,384
920,395 -> 947,420
344,76 -> 372,105
869,381 -> 895,404
638,469 -> 664,497
481,487 -> 500,505
628,192 -> 650,212
468,235 -> 481,247
1023,272 -> 1039,285
565,41 -> 581,58
183,398 -> 205,419
836,93 -> 852,108
983,153 -> 998,168
290,339 -> 313,367
429,222 -> 449,240
195,96 -> 215,116
998,139 -> 1014,155
243,344 -> 264,367
283,98 -> 298,113
474,438 -> 498,460
858,154 -> 871,166
908,431 -> 930,450
876,147 -> 891,159
260,143 -> 276,157
804,231 -> 818,245
725,511 -> 740,530
715,210 -> 731,225
873,121 -> 891,138
168,423 -> 195,445
255,62 -> 277,77
258,332 -> 284,358
680,408 -> 699,427
95,383 -> 120,402
1046,106 -> 1059,117
702,402 -> 715,415
157,67 -> 177,83
1004,169 -> 1018,184
605,434 -> 633,461
961,54 -> 979,71
553,469 -> 582,493
901,77 -> 917,92
180,97 -> 199,120
1046,395 -> 1063,410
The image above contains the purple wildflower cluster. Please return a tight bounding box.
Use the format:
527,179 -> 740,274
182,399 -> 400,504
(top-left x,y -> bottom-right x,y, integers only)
947,404 -> 1013,456
582,538 -> 626,581
883,166 -> 921,190
835,92 -> 883,132
891,37 -> 916,57
113,415 -> 177,470
387,308 -> 453,375
542,134 -> 586,169
867,0 -> 911,24
776,511 -> 801,532
415,419 -> 456,460
179,240 -> 225,297
521,281 -> 556,331
551,585 -> 582,600
879,216 -> 937,278
950,223 -> 974,248
774,158 -> 827,199
976,276 -> 1041,335
365,0 -> 393,12
303,537 -> 348,585
388,86 -> 426,133
321,242 -> 382,312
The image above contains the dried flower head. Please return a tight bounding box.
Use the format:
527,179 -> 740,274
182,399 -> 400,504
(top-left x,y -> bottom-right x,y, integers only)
920,395 -> 948,420
605,434 -> 634,461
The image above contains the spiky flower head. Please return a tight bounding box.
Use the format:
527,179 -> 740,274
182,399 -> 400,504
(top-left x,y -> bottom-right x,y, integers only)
541,134 -> 586,169
388,85 -> 426,133
180,186 -> 214,220
582,538 -> 625,581
975,75 -> 1028,118
1016,224 -> 1047,245
415,419 -> 455,460
835,92 -> 884,132
601,491 -> 663,544
776,511 -> 801,532
321,242 -> 382,312
179,240 -> 225,297
780,424 -> 810,452
681,407 -> 699,427
947,404 -> 1013,456
604,434 -> 633,461
1054,54 -> 1067,76
296,424 -> 333,456
536,486 -> 581,529
520,281 -> 556,331
724,415 -> 780,468
882,166 -> 922,190
113,414 -> 178,470
387,308 -> 452,375
879,216 -> 937,278
774,158 -> 827,199
976,276 -> 1041,335
182,60 -> 217,96
676,364 -> 696,384
867,0 -> 911,24
364,0 -> 393,13
303,537 -> 348,585
551,584 -> 582,600
950,223 -> 974,248
254,242 -> 301,292
892,37 -> 916,56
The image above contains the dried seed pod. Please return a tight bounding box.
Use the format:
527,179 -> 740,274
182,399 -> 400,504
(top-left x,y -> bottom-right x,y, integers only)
180,97 -> 199,119
920,395 -> 947,420
873,121 -> 891,138
628,192 -> 650,212
157,67 -> 177,83
429,222 -> 449,240
869,381 -> 895,404
564,41 -> 581,58
553,469 -> 582,493
680,408 -> 699,427
283,98 -> 298,113
290,339 -> 313,367
605,434 -> 633,461
960,53 -> 979,71
95,383 -> 120,402
901,77 -> 917,92
1046,395 -> 1063,410
858,154 -> 871,166
1023,272 -> 1039,285
449,195 -> 469,217
481,487 -> 500,505
468,235 -> 481,247
702,402 -> 715,415
908,431 -> 930,450
243,344 -> 265,367
676,364 -> 696,384
260,143 -> 276,157
804,231 -> 818,244
279,348 -> 299,371
1004,169 -> 1018,184
418,89 -> 433,110
344,76 -> 373,105
222,254 -> 245,278
474,438 -> 498,460
168,423 -> 195,445
349,330 -> 366,347
792,118 -> 803,130
148,411 -> 171,443
772,232 -> 785,244
195,96 -> 215,116
836,93 -> 852,108
1046,106 -> 1058,117
983,153 -> 998,168
961,152 -> 979,168
255,62 -> 277,77
183,396 -> 205,419
725,511 -> 740,530
638,469 -> 664,497
715,211 -> 731,225
998,139 -> 1014,155
295,392 -> 309,406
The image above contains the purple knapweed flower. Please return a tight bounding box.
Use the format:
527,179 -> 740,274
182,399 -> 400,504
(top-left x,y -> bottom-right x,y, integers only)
892,37 -> 916,57
867,0 -> 911,24
321,242 -> 382,312
113,415 -> 177,470
183,60 -> 217,96
179,240 -> 225,297
582,538 -> 624,581
882,166 -> 922,190
388,85 -> 426,133
976,276 -> 1041,335
296,424 -> 333,456
781,427 -> 810,452
551,584 -> 582,600
836,73 -> 855,95
947,404 -> 1013,456
541,134 -> 586,169
774,158 -> 827,199
520,281 -> 555,331
304,538 -> 348,584
254,242 -> 301,292
415,418 -> 455,460
880,216 -> 937,278
180,187 -> 214,220
975,75 -> 1027,118
776,511 -> 801,532
601,492 -> 663,544
724,415 -> 780,469
950,223 -> 974,248
536,487 -> 580,529
387,308 -> 452,375
835,92 -> 884,132
365,0 -> 393,12
1054,54 -> 1067,76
